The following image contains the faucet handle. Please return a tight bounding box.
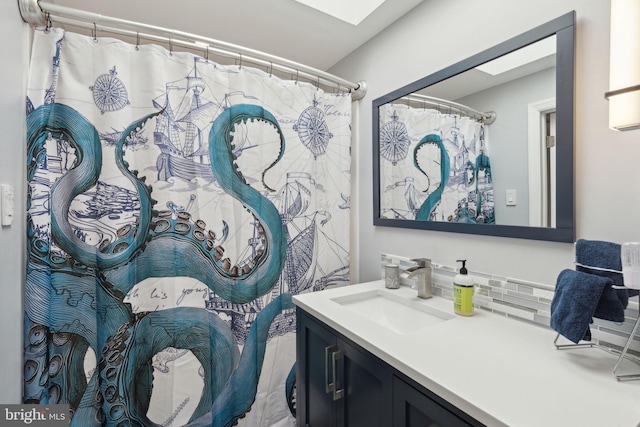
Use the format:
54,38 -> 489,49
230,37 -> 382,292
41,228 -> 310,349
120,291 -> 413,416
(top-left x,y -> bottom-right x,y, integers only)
411,258 -> 431,268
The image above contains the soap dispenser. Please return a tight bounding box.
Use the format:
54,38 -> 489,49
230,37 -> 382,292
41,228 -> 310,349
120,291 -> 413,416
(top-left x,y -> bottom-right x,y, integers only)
453,260 -> 474,316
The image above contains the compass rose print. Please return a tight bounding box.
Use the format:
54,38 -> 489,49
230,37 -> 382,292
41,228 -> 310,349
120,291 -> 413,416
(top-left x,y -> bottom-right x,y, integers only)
293,98 -> 333,159
380,111 -> 410,165
89,66 -> 130,114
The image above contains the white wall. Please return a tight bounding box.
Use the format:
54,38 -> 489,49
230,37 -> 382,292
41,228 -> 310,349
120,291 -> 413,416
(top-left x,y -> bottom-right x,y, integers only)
457,67 -> 555,227
0,0 -> 28,403
332,0 -> 640,286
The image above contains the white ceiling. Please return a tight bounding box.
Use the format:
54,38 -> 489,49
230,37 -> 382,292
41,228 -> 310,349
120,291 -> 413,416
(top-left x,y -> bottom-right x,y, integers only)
43,0 -> 425,71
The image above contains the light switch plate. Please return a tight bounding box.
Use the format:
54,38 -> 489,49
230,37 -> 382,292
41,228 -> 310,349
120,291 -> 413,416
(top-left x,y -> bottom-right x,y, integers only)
506,189 -> 517,206
1,184 -> 14,226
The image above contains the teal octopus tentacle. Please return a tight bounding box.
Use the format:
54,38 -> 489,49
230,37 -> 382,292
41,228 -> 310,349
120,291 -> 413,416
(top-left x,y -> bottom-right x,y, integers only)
25,102 -> 291,426
27,103 -> 101,268
23,319 -> 89,408
103,105 -> 287,303
70,370 -> 109,426
187,294 -> 294,427
102,227 -> 267,304
95,307 -> 238,427
206,104 -> 287,303
414,134 -> 450,220
24,265 -> 134,415
71,363 -> 154,427
27,103 -> 158,270
26,266 -> 133,352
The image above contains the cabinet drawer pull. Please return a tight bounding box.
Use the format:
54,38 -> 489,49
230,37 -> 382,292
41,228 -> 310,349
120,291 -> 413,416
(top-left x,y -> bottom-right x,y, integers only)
325,345 -> 336,393
332,350 -> 344,401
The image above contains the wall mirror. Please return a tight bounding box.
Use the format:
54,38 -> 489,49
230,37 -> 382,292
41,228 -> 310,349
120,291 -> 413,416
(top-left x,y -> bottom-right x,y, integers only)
372,11 -> 575,242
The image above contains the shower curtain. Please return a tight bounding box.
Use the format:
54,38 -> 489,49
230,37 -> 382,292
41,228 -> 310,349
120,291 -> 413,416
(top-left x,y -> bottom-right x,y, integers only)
24,28 -> 352,427
378,103 -> 494,224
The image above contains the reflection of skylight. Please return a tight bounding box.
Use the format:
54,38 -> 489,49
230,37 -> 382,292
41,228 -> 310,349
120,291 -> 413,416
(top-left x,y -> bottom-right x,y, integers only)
293,0 -> 386,25
476,36 -> 556,76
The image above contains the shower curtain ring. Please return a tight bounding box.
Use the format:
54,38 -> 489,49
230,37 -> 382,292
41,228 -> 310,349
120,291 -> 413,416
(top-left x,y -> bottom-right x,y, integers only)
294,69 -> 299,84
205,46 -> 209,61
238,53 -> 243,69
268,62 -> 273,77
92,23 -> 98,43
135,32 -> 140,51
169,39 -> 173,56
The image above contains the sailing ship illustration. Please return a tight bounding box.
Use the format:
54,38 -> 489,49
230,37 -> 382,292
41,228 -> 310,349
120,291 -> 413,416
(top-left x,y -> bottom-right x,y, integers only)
154,58 -> 224,182
205,172 -> 349,343
279,172 -> 327,295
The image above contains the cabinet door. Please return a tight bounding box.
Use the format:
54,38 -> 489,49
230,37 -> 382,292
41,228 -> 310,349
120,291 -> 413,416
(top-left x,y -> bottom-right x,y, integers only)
393,376 -> 475,427
297,309 -> 394,427
337,338 -> 393,427
297,309 -> 338,427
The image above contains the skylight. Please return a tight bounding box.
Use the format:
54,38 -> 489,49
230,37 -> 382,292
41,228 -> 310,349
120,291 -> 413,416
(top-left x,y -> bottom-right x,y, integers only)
293,0 -> 387,25
475,36 -> 556,76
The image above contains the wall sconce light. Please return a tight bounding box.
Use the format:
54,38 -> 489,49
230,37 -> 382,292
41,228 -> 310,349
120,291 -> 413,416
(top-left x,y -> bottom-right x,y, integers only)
606,0 -> 640,131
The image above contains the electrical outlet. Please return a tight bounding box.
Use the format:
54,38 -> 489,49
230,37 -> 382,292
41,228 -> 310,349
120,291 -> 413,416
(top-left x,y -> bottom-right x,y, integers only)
1,184 -> 14,226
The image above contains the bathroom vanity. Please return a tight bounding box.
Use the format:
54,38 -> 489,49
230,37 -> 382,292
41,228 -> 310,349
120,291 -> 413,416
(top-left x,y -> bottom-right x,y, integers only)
297,308 -> 480,426
293,281 -> 640,427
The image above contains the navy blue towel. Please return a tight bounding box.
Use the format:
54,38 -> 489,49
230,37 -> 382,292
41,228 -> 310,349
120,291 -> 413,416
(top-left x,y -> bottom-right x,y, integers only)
575,239 -> 629,322
551,269 -> 611,343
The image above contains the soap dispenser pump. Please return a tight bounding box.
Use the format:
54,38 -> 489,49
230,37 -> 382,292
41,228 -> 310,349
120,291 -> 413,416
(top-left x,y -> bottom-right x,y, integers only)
453,260 -> 474,316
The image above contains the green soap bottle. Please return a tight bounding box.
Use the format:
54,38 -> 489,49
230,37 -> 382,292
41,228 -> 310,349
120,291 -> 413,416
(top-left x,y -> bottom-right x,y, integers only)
453,260 -> 474,316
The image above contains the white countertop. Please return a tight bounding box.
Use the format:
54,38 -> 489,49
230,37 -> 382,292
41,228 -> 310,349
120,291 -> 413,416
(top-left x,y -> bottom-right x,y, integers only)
293,280 -> 640,427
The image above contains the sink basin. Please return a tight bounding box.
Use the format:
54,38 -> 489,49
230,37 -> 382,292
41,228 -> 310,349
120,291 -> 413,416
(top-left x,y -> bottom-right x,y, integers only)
331,289 -> 454,334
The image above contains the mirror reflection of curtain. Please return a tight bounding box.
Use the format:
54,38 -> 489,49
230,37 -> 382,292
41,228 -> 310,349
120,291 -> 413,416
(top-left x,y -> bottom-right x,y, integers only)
24,28 -> 352,426
379,103 -> 495,224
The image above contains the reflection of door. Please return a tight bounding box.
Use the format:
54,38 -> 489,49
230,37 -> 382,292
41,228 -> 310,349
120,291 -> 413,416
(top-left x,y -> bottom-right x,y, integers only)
545,112 -> 556,227
528,98 -> 556,227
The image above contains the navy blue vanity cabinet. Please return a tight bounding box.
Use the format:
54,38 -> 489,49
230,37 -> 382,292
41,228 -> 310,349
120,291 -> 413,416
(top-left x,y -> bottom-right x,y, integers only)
296,307 -> 485,427
296,308 -> 393,427
392,375 -> 480,426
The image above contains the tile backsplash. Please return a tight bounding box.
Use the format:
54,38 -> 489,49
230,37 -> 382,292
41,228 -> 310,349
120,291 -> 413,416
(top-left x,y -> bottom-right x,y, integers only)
380,254 -> 640,357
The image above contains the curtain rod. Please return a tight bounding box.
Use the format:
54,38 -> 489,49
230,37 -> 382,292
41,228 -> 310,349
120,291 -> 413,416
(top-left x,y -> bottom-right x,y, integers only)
401,93 -> 496,125
17,0 -> 367,100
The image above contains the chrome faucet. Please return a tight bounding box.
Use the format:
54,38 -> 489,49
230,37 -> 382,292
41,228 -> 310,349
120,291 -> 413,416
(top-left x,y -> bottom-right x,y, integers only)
404,258 -> 432,299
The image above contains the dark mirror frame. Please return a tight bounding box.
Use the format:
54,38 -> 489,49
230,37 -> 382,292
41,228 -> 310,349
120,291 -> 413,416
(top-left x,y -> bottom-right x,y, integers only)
372,11 -> 575,242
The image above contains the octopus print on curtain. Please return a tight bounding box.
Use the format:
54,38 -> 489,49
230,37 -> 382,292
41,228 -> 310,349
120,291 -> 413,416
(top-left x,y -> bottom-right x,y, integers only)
24,28 -> 351,427
378,103 -> 494,224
